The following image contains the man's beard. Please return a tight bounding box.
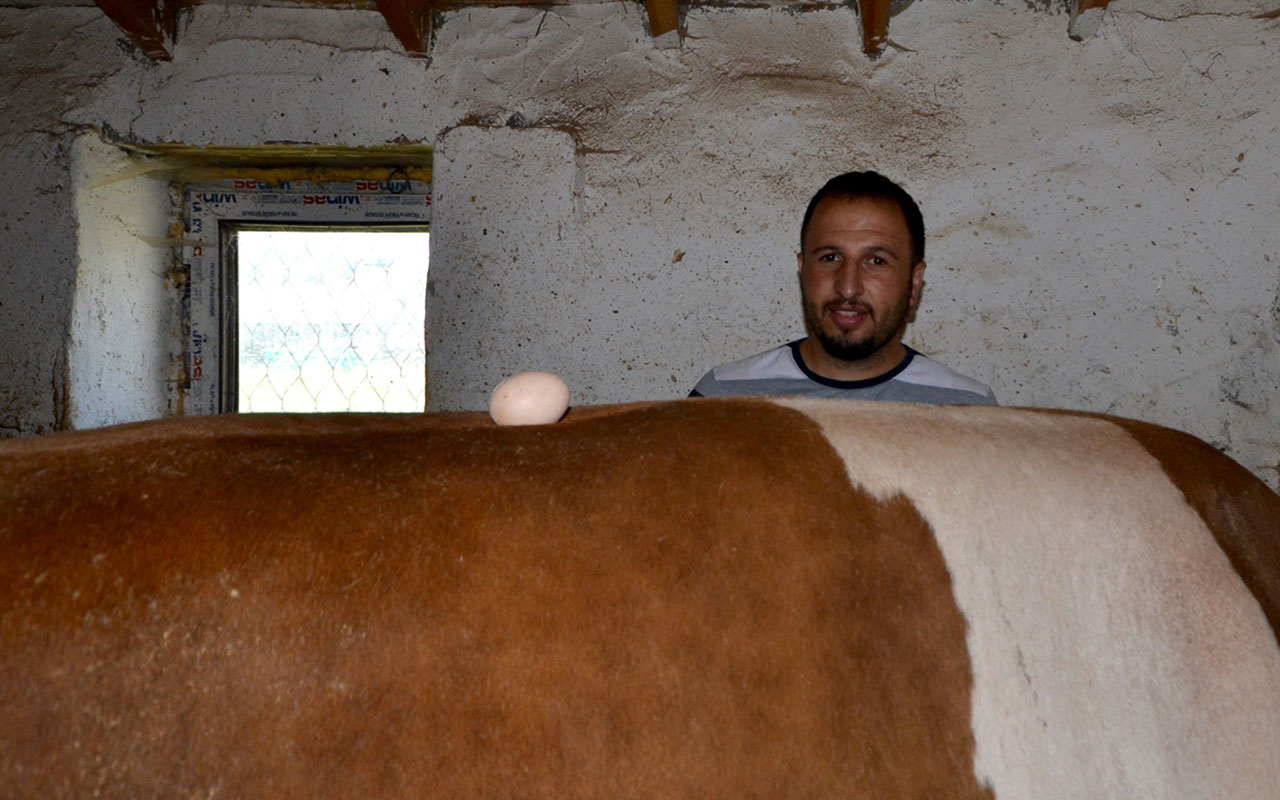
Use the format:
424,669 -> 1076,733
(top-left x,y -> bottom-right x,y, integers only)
815,326 -> 881,362
802,297 -> 910,364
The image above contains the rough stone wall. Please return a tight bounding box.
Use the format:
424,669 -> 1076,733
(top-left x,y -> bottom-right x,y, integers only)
0,0 -> 1276,488
0,9 -> 122,435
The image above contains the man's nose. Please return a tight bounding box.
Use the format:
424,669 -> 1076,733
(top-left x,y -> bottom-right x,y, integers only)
834,263 -> 863,298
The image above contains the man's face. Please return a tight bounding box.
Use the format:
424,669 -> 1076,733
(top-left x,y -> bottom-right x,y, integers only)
798,196 -> 925,370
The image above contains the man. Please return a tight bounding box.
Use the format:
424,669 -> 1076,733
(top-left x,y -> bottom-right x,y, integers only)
690,171 -> 996,405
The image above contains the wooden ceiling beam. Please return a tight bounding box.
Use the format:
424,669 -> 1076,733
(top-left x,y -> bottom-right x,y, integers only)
376,0 -> 438,57
858,0 -> 891,56
645,0 -> 680,46
93,0 -> 174,60
1068,0 -> 1110,40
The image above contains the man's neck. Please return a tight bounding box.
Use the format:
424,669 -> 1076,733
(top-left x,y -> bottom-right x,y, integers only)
797,337 -> 909,383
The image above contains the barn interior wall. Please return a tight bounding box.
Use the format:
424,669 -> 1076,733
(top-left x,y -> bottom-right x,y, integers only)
67,135 -> 177,429
0,1 -> 1276,488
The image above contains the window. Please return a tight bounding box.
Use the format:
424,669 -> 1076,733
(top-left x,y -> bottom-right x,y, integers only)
233,226 -> 429,413
183,178 -> 432,414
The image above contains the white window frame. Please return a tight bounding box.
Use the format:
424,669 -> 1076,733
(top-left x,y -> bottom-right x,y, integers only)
182,178 -> 431,415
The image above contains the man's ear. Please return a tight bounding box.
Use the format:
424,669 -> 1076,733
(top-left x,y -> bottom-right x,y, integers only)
910,261 -> 927,308
796,251 -> 804,274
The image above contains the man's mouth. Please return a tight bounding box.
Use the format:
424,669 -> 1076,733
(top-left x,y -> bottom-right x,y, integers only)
828,304 -> 870,331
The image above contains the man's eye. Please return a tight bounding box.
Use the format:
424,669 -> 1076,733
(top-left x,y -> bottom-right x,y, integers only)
819,253 -> 839,262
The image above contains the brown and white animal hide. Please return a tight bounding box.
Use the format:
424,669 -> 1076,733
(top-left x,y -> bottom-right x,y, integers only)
1,398 -> 1277,799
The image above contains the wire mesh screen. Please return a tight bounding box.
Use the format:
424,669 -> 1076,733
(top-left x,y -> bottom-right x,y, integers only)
236,228 -> 429,412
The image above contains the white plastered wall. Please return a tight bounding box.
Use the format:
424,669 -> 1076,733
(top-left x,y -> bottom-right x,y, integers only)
67,136 -> 176,428
0,0 -> 1276,488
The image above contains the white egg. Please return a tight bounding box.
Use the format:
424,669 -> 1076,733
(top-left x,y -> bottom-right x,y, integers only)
488,371 -> 571,426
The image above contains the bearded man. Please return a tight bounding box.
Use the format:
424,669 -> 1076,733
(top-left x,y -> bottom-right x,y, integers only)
689,171 -> 996,405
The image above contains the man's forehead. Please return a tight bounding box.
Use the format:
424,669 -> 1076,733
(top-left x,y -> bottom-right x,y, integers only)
803,196 -> 911,249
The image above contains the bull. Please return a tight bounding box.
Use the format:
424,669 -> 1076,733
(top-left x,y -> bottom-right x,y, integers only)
2,397 -> 1278,798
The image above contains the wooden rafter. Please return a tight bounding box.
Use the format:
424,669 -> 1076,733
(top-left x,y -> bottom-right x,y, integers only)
858,0 -> 891,56
99,142 -> 435,189
376,0 -> 438,58
1069,0 -> 1110,40
93,0 -> 174,60
644,0 -> 679,43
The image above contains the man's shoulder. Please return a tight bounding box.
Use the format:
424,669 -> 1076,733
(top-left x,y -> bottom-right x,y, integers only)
893,350 -> 997,404
690,343 -> 809,397
704,343 -> 803,382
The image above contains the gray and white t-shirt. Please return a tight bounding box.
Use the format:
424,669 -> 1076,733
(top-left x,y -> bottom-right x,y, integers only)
690,340 -> 996,405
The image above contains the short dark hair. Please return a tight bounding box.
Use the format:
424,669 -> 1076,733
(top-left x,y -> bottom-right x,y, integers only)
799,171 -> 925,265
